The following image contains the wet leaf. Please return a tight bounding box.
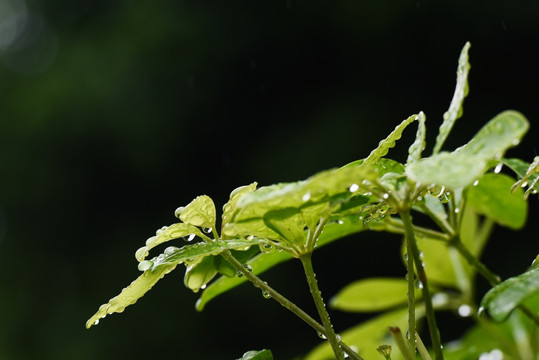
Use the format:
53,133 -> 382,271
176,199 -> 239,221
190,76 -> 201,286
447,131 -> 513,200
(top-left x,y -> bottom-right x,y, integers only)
135,223 -> 204,261
178,195 -> 217,230
406,151 -> 487,190
87,238 -> 260,327
507,156 -> 539,198
443,324 -> 511,360
330,278 -> 416,312
196,216 -> 370,311
263,208 -> 306,245
236,349 -> 273,360
222,182 -> 258,231
480,261 -> 539,322
364,114 -> 418,167
407,111 -> 427,164
459,110 -> 529,160
433,42 -> 471,154
184,256 -> 218,293
467,173 -> 527,229
305,309 -> 411,360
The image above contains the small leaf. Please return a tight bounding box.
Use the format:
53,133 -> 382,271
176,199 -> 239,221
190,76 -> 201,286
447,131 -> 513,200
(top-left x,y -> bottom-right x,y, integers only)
86,263 -> 177,328
406,152 -> 487,190
330,278 -> 414,312
222,182 -> 258,231
236,349 -> 273,360
179,195 -> 217,230
509,156 -> 539,198
443,324 -> 510,360
407,111 -> 427,164
480,262 -> 539,322
364,114 -> 418,166
467,173 -> 527,229
433,42 -> 471,154
135,223 -> 204,261
184,256 -> 218,293
459,110 -> 529,159
196,216 -> 370,310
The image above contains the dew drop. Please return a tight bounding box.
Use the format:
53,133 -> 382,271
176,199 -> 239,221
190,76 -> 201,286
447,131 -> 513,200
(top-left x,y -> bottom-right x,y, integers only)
146,236 -> 157,246
494,163 -> 503,174
243,264 -> 253,272
458,304 -> 472,317
403,253 -> 409,261
473,180 -> 479,186
317,331 -> 327,339
382,193 -> 389,199
174,206 -> 185,218
135,246 -> 149,261
521,181 -> 528,188
156,225 -> 168,235
302,192 -> 311,201
138,260 -> 154,272
454,208 -> 460,214
236,271 -> 244,278
187,234 -> 196,241
490,349 -> 503,360
259,242 -> 274,253
200,284 -> 207,290
94,319 -> 99,326
512,138 -> 520,146
164,246 -> 177,255
203,227 -> 213,234
337,220 -> 344,225
349,183 -> 359,193
261,290 -> 271,299
478,306 -> 486,316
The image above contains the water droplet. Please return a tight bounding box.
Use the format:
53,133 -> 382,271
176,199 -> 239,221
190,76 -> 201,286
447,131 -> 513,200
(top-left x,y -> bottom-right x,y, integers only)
135,246 -> 149,261
415,280 -> 424,289
317,331 -> 327,339
259,242 -> 274,253
490,349 -> 503,360
454,208 -> 460,214
243,264 -> 253,272
262,290 -> 271,299
512,138 -> 520,146
521,181 -> 528,188
458,304 -> 472,317
337,220 -> 344,225
146,236 -> 157,246
164,246 -> 177,255
302,192 -> 311,201
94,319 -> 99,325
494,163 -> 503,174
417,195 -> 423,201
382,193 -> 389,199
403,253 -> 409,261
138,260 -> 154,272
200,284 -> 207,290
478,306 -> 486,316
236,271 -> 244,278
187,234 -> 196,241
473,180 -> 479,186
156,226 -> 168,235
174,206 -> 185,218
203,227 -> 213,234
349,184 -> 359,192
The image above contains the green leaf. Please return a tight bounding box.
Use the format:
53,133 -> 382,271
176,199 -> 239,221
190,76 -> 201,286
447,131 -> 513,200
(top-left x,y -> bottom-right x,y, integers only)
236,349 -> 273,360
86,263 -> 177,329
433,42 -> 471,154
443,324 -> 510,360
480,261 -> 539,322
509,156 -> 539,198
222,182 -> 258,231
184,256 -> 218,293
467,173 -> 527,229
263,208 -> 306,245
305,309 -> 411,360
330,278 -> 415,312
134,223 -> 204,261
196,216 -> 370,310
459,110 -> 529,159
406,151 -> 487,190
364,114 -> 418,167
407,111 -> 427,164
87,239 -> 260,328
177,195 -> 217,230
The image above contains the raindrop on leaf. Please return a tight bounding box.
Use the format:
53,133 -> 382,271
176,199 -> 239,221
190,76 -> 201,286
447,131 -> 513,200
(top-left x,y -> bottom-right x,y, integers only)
138,260 -> 154,272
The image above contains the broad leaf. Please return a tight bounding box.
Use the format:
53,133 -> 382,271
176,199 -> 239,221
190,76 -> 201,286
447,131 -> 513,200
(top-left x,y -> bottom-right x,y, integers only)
364,114 -> 418,166
480,261 -> 539,322
459,110 -> 529,160
236,349 -> 273,360
87,239 -> 259,327
443,324 -> 511,360
196,216 -> 370,310
467,173 -> 527,229
433,42 -> 471,154
406,152 -> 486,190
305,309 -> 411,360
177,195 -> 217,231
135,223 -> 204,261
184,256 -> 218,293
407,111 -> 427,164
330,278 -> 416,312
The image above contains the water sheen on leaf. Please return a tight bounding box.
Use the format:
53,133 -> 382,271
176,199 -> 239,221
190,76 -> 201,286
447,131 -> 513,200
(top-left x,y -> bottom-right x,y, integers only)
236,349 -> 273,360
222,182 -> 258,232
467,173 -> 527,229
433,42 -> 471,154
407,111 -> 427,164
135,223 -> 204,261
179,195 -> 217,230
480,263 -> 539,322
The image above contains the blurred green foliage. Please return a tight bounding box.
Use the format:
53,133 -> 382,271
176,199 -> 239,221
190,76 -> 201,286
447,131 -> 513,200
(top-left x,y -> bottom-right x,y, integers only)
0,1 -> 538,359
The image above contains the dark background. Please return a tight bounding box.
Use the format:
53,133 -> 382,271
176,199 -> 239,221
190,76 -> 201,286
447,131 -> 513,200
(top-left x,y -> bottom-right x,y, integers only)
0,1 -> 538,359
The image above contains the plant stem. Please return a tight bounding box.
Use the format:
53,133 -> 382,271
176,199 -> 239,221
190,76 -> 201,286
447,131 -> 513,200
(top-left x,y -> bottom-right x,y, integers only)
220,251 -> 363,360
300,253 -> 345,360
389,327 -> 414,360
405,230 -> 416,356
400,209 -> 444,360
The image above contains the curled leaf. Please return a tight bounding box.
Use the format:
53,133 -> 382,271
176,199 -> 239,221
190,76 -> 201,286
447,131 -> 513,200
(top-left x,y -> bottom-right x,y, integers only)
178,195 -> 217,230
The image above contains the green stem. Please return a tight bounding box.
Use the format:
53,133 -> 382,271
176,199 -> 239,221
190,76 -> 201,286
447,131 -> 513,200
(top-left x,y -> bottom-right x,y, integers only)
385,217 -> 450,242
220,251 -> 363,360
400,209 -> 444,360
389,327 -> 414,360
300,253 -> 345,360
405,231 -> 416,355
